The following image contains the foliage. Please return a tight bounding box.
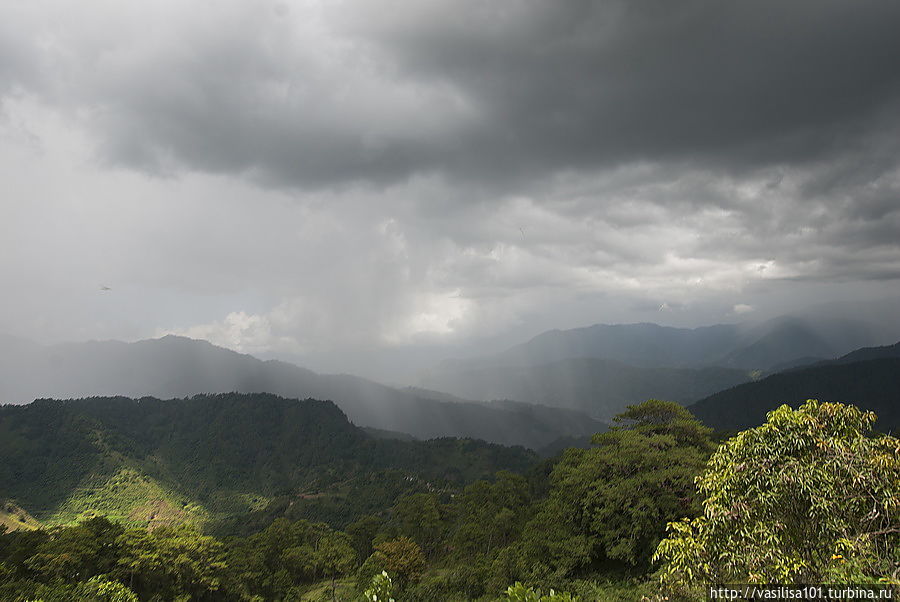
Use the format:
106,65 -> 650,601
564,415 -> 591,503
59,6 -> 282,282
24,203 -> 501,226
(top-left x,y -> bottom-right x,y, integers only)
0,394 -> 537,532
72,575 -> 139,601
450,472 -> 532,558
44,468 -> 204,528
503,581 -> 574,601
0,516 -> 365,601
655,400 -> 900,589
391,493 -> 444,558
317,530 -> 357,601
115,524 -> 230,600
3,392 -> 896,601
346,515 -> 384,562
522,400 -> 714,574
1,501 -> 41,532
362,570 -> 395,602
372,537 -> 426,590
226,517 -> 358,600
22,517 -> 124,584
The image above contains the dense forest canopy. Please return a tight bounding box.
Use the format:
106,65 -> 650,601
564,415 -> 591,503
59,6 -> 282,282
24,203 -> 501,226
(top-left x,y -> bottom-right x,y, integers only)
1,396 -> 897,600
0,393 -> 537,530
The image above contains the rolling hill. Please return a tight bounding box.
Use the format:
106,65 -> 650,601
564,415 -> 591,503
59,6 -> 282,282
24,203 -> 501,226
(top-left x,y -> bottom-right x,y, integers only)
0,393 -> 538,531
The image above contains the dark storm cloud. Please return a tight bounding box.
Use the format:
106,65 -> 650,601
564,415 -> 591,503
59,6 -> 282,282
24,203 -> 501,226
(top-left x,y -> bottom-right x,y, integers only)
346,0 -> 900,177
6,0 -> 900,191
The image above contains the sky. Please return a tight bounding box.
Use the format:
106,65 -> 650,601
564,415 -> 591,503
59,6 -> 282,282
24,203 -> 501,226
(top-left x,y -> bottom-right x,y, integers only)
2,0 -> 900,382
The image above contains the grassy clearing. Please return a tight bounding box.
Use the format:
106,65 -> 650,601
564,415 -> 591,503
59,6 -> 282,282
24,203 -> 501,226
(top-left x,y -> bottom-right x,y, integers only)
42,467 -> 208,528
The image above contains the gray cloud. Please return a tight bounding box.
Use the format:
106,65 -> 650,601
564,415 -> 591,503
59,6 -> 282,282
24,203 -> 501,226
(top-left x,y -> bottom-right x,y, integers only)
0,0 -> 899,382
343,0 -> 900,172
4,0 -> 899,189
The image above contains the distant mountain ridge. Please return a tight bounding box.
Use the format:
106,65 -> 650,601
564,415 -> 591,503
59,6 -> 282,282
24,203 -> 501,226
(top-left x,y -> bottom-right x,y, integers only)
0,335 -> 603,449
421,357 -> 751,419
443,315 -> 873,372
828,341 -> 900,365
418,314 -> 891,419
493,322 -> 741,368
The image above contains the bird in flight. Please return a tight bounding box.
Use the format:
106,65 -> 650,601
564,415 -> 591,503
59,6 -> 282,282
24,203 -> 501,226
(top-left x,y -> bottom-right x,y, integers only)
100,286 -> 112,291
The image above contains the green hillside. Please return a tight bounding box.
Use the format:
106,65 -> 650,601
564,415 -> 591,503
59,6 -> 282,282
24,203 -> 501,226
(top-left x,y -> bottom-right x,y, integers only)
0,393 -> 537,530
44,467 -> 208,528
689,357 -> 900,432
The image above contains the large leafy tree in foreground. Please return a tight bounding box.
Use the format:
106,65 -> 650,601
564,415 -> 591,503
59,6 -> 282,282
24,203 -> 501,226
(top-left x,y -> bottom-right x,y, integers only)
655,400 -> 900,590
523,400 -> 714,575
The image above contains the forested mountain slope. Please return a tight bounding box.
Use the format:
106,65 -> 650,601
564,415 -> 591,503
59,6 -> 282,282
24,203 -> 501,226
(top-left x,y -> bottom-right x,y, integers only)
689,357 -> 900,432
0,393 -> 538,530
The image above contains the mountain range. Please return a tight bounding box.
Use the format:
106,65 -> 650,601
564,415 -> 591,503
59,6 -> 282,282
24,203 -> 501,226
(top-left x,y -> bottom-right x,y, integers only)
439,315 -> 877,370
0,334 -> 603,450
2,308 -> 896,450
418,314 -> 892,419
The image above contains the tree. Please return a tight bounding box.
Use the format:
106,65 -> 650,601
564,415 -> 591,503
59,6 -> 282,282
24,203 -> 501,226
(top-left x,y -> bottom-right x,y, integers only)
23,517 -> 124,583
72,576 -> 138,602
655,400 -> 900,590
115,525 -> 229,600
391,493 -> 444,558
227,518 -> 358,599
451,472 -> 532,557
372,537 -> 426,590
523,400 -> 714,573
316,531 -> 356,602
346,515 -> 383,563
